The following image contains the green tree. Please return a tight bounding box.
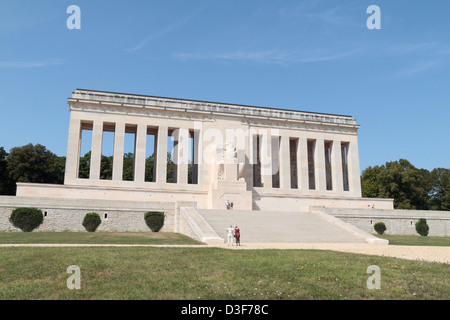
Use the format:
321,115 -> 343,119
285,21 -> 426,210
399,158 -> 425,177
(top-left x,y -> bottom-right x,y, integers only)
0,147 -> 12,194
188,161 -> 193,184
166,152 -> 174,183
427,168 -> 450,211
122,152 -> 135,181
51,155 -> 66,184
100,155 -> 113,180
6,144 -> 64,194
361,165 -> 382,198
78,152 -> 170,182
145,153 -> 155,182
78,151 -> 91,179
361,159 -> 430,210
78,152 -> 113,180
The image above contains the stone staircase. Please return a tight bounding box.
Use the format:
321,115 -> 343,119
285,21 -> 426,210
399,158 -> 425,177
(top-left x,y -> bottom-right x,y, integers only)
191,208 -> 387,244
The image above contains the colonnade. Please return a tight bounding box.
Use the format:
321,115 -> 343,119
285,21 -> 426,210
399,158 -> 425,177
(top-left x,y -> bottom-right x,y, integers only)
250,134 -> 357,193
64,117 -> 361,195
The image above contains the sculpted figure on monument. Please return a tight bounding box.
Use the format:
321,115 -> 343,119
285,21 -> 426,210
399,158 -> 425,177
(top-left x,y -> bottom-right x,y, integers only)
224,142 -> 237,164
215,143 -> 237,180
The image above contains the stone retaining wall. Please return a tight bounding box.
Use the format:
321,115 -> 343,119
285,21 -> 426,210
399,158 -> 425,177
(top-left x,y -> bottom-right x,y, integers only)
320,207 -> 450,237
2,195 -> 449,238
0,196 -> 176,232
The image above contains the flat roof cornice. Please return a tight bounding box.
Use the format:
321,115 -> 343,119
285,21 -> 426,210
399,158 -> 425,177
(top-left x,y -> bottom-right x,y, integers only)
70,88 -> 359,127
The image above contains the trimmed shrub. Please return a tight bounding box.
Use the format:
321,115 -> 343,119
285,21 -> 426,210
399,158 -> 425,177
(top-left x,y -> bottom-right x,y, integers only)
82,212 -> 101,232
415,218 -> 429,236
144,211 -> 165,232
9,207 -> 44,232
374,222 -> 387,235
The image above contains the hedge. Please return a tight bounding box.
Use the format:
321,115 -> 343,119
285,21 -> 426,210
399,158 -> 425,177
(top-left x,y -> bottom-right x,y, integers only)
9,207 -> 44,232
82,212 -> 102,232
374,222 -> 387,235
415,218 -> 429,236
144,211 -> 165,232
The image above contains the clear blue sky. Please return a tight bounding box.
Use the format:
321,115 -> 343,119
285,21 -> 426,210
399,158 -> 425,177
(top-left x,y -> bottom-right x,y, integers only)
1,0 -> 449,172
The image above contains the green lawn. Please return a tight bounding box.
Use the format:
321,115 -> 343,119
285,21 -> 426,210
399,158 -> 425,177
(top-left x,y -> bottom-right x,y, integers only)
0,232 -> 448,300
0,247 -> 448,300
0,232 -> 203,245
376,235 -> 450,246
1,232 -> 448,247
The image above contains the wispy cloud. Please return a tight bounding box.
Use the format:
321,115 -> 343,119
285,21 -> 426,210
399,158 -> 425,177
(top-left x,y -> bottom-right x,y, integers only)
279,1 -> 359,27
125,14 -> 196,52
0,58 -> 65,68
383,42 -> 441,55
435,47 -> 450,56
392,60 -> 440,78
172,47 -> 364,65
296,7 -> 354,26
376,42 -> 449,77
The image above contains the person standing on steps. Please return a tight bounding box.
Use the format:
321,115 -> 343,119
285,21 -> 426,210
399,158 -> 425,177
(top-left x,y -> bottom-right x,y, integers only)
234,225 -> 240,246
226,225 -> 234,246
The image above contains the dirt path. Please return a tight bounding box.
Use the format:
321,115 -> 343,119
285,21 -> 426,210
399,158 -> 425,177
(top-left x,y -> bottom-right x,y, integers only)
1,243 -> 448,264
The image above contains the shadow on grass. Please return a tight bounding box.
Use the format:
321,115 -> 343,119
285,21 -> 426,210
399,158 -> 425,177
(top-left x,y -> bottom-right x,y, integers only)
0,232 -> 204,245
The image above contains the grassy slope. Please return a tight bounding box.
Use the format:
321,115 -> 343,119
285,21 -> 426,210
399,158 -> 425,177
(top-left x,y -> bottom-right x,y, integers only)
0,247 -> 448,300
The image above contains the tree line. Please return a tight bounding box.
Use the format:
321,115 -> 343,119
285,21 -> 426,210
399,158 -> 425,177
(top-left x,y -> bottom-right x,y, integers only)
361,159 -> 449,211
77,150 -> 188,183
0,144 -> 449,211
0,143 -> 189,195
0,144 -> 65,195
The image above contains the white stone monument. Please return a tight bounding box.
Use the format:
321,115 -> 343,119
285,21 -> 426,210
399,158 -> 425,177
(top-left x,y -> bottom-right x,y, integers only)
14,89 -> 394,212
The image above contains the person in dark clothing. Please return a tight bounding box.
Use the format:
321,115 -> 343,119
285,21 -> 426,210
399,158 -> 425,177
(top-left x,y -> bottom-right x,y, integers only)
234,225 -> 240,246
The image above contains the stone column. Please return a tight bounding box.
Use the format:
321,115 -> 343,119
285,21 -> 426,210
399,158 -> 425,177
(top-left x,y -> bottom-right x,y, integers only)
134,124 -> 147,183
298,137 -> 309,190
315,138 -> 326,192
193,122 -> 204,187
347,138 -> 362,197
331,140 -> 344,192
261,131 -> 272,189
177,127 -> 190,185
112,122 -> 125,181
89,121 -> 103,180
243,126 -> 253,188
64,116 -> 81,184
279,135 -> 291,190
156,125 -> 168,185
271,136 -> 280,188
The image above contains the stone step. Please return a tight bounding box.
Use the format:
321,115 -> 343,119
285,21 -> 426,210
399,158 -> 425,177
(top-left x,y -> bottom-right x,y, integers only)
197,209 -> 369,243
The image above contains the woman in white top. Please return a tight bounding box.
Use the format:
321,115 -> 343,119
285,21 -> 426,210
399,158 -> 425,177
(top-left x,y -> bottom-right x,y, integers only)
226,225 -> 234,246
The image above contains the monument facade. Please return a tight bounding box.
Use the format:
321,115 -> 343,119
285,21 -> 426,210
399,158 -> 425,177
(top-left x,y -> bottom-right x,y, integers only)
4,89 -> 449,239
16,89 -> 394,211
